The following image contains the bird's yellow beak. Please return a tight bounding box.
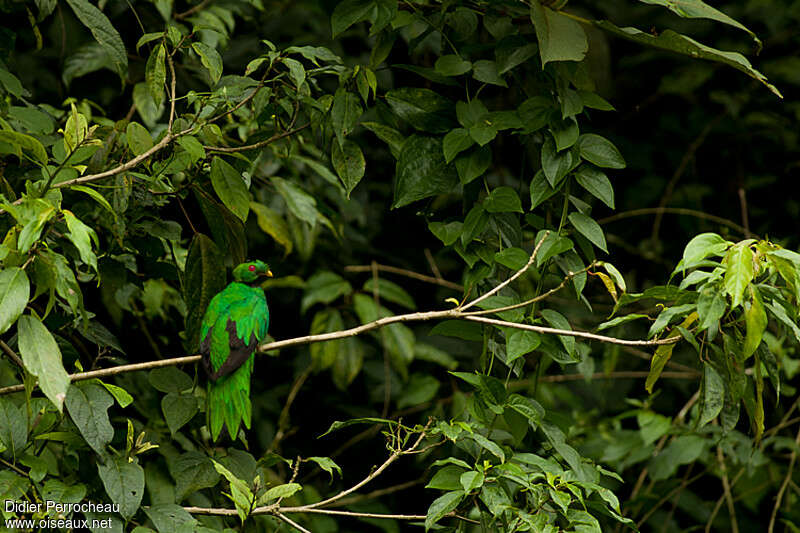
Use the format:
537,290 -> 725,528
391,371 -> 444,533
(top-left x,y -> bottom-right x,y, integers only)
265,270 -> 274,278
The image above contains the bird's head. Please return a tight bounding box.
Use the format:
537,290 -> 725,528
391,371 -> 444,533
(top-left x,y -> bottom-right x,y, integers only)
232,260 -> 273,283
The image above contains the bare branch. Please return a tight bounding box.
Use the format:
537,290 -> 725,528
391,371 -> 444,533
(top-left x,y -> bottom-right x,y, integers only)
460,231 -> 549,311
275,512 -> 312,533
345,263 -> 462,291
768,424 -> 800,533
463,316 -> 680,347
203,123 -> 310,154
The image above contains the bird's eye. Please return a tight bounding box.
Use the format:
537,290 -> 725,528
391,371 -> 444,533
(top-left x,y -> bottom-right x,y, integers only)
249,265 -> 256,272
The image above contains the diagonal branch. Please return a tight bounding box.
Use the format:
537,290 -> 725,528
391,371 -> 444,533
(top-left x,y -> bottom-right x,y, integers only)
460,231 -> 549,311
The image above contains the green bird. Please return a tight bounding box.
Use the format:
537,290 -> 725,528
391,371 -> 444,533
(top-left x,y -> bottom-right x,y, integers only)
199,260 -> 272,441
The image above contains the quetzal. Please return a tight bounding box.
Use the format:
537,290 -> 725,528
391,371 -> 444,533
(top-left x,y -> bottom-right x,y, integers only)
199,260 -> 272,441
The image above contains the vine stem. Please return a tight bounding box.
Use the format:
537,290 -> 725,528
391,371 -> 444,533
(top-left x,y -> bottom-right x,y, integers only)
0,241 -> 680,397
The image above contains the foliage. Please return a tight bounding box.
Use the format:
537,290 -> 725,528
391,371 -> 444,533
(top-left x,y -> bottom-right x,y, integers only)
0,0 -> 799,532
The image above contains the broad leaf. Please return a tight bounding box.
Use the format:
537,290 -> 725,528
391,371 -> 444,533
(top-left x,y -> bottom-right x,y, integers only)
65,0 -> 128,81
530,2 -> 588,65
210,157 -> 249,222
0,267 -> 30,335
18,315 -> 70,412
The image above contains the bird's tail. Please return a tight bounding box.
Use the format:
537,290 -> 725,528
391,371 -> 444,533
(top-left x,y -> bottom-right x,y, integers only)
206,357 -> 253,441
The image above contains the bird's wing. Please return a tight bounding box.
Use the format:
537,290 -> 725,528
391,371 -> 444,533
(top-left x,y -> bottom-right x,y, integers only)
200,283 -> 269,381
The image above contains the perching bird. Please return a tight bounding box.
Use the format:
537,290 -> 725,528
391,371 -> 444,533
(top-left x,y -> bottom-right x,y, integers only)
199,260 -> 272,441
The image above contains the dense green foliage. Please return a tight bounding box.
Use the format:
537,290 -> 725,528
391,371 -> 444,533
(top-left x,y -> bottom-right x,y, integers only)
0,0 -> 799,532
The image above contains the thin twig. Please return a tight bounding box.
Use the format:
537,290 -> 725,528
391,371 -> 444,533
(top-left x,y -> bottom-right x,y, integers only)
174,0 -> 212,19
463,316 -> 680,347
0,339 -> 25,369
344,264 -> 462,291
167,54 -> 177,133
270,365 -> 313,452
461,262 -> 595,317
203,123 -> 309,153
636,470 -> 706,528
275,512 -> 311,533
768,424 -> 800,533
301,421 -> 431,510
599,207 -> 751,237
536,370 -> 698,382
460,231 -> 549,311
717,445 -> 739,533
424,248 -> 443,281
651,112 -> 726,241
737,188 -> 751,239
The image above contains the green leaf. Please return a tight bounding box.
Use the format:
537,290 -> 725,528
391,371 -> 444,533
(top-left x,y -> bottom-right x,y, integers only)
680,232 -> 730,272
184,233 -> 226,350
97,456 -> 145,520
575,165 -> 615,208
331,139 -> 365,197
0,131 -> 48,166
743,287 -> 767,359
258,483 -> 303,505
637,411 -> 671,445
393,135 -> 459,208
455,145 -> 491,185
331,0 -> 373,36
273,177 -> 320,227
332,336 -> 364,390
435,54 -> 472,76
69,185 -> 115,219
363,278 -> 416,310
530,170 -> 558,210
430,320 -> 483,341
213,460 -> 255,523
62,43 -> 116,87
192,42 -> 223,85
283,57 -> 305,88
443,128 -> 474,163
597,313 -> 649,331
425,490 -> 464,531
648,435 -> 706,480
460,470 -> 484,492
331,88 -> 363,147
568,212 -> 607,253
530,2 -> 588,65
723,241 -> 754,309
576,134 -> 626,169
18,315 -> 70,412
398,374 -> 440,408
699,363 -> 725,427
177,135 -> 205,161
307,456 -> 343,480
429,221 -> 463,246
385,88 -> 455,134
65,382 -> 114,456
362,122 -> 405,158
143,504 -> 197,533
148,367 -> 193,393
426,465 -> 466,490
495,247 -> 529,271
0,398 -> 27,459
472,60 -> 507,87
541,136 -> 573,186
593,21 -> 780,98
210,157 -> 249,222
484,187 -> 523,213
250,202 -> 292,255
638,0 -> 761,49
506,329 -> 541,364
169,452 -> 220,503
63,210 -> 99,271
301,271 -> 352,313
65,0 -> 128,81
541,309 -> 575,357
161,392 -> 198,435
0,267 -> 30,335
310,308 -> 344,370
145,43 -> 166,105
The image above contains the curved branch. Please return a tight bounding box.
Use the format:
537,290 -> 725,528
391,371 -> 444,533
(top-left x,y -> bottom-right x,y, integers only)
203,123 -> 310,154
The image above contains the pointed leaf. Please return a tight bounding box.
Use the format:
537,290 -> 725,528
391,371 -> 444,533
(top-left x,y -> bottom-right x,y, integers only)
18,315 -> 70,412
